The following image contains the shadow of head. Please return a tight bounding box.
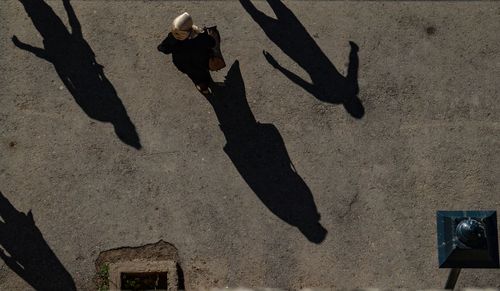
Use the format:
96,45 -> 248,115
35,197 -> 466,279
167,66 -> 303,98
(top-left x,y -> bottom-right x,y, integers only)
343,96 -> 365,119
298,222 -> 328,244
114,122 -> 142,149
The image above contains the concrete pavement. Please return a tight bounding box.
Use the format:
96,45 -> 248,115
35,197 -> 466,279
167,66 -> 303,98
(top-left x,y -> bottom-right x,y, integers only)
1,0 -> 500,289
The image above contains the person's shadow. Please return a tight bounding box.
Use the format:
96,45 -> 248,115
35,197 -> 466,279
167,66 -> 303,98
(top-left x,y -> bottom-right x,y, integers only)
240,0 -> 364,118
11,0 -> 141,149
206,61 -> 327,243
0,191 -> 76,290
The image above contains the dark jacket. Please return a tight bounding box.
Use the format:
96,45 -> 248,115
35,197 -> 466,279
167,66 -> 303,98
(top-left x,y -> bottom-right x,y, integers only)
158,32 -> 215,84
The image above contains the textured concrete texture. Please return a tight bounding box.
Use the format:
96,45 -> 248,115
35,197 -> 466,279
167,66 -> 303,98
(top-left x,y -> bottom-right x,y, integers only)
206,289 -> 500,291
1,0 -> 500,290
206,290 -> 500,291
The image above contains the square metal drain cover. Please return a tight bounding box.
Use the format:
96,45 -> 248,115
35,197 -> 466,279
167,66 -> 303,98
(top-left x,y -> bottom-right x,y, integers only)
95,241 -> 181,291
121,272 -> 168,289
109,260 -> 176,290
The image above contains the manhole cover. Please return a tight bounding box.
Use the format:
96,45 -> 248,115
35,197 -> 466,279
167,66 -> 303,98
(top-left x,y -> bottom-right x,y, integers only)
95,240 -> 183,291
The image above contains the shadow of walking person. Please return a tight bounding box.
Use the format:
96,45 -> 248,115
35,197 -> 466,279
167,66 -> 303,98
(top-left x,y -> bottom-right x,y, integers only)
11,0 -> 141,149
240,0 -> 364,118
206,61 -> 327,243
0,191 -> 76,291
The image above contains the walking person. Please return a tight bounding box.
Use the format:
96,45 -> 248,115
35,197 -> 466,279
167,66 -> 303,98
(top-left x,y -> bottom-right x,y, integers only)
158,12 -> 217,96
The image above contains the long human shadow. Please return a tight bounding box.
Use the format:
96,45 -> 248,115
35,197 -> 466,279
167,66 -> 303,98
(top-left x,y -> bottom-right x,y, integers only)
11,0 -> 141,149
240,0 -> 365,118
206,61 -> 327,243
0,191 -> 76,290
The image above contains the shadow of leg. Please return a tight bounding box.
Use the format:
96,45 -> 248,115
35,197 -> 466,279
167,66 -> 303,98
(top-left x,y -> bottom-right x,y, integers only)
343,41 -> 365,119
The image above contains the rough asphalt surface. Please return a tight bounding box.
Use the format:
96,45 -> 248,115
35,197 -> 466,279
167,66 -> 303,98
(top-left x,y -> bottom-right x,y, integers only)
1,0 -> 500,289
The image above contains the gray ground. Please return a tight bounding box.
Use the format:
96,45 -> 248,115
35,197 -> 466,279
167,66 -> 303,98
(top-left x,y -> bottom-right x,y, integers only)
1,0 -> 500,290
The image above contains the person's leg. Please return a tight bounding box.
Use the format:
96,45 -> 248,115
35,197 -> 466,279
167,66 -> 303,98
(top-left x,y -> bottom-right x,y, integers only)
196,83 -> 211,96
198,70 -> 214,95
189,70 -> 213,96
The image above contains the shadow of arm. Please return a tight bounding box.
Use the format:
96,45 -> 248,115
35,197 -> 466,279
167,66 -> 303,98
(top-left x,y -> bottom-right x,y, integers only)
239,0 -> 276,26
0,244 -> 26,278
267,0 -> 296,21
346,41 -> 360,94
63,0 -> 82,39
263,51 -> 315,95
11,36 -> 49,61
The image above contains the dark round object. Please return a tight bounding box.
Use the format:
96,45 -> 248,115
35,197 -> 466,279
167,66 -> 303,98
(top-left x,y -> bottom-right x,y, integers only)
456,218 -> 486,247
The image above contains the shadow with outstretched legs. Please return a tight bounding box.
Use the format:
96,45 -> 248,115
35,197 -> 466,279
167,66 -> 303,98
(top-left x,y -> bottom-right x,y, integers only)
206,61 -> 327,243
240,0 -> 364,118
0,191 -> 76,290
12,0 -> 141,148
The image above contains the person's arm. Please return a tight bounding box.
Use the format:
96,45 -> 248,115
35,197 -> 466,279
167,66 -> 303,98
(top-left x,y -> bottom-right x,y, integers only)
157,33 -> 176,55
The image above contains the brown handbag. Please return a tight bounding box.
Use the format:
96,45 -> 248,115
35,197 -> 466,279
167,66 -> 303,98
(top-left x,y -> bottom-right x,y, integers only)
206,26 -> 226,71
